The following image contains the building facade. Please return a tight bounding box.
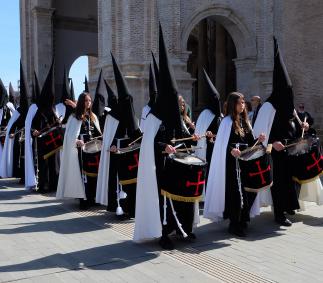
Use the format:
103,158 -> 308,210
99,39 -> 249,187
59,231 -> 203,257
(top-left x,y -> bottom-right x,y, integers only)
20,0 -> 323,130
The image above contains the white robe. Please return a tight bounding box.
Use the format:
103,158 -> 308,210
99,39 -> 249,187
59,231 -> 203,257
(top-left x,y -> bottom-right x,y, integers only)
0,110 -> 20,178
56,115 -> 101,199
194,109 -> 215,161
140,105 -> 151,133
133,114 -> 162,242
95,114 -> 119,205
24,104 -> 38,189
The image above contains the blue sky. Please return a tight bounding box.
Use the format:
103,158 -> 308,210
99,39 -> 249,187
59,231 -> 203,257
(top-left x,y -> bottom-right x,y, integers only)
0,1 -> 87,97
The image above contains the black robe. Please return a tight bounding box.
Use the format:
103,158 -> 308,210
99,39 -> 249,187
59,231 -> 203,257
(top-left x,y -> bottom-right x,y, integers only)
78,115 -> 101,207
154,124 -> 196,236
31,108 -> 59,192
269,114 -> 300,216
223,125 -> 258,225
9,111 -> 26,180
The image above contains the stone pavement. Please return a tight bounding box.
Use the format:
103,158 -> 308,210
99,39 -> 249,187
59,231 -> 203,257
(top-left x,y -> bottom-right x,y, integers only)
0,179 -> 323,283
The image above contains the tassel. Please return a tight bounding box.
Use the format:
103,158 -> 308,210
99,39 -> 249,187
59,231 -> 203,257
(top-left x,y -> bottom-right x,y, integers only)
119,185 -> 127,199
116,184 -> 124,215
163,195 -> 167,225
169,198 -> 187,238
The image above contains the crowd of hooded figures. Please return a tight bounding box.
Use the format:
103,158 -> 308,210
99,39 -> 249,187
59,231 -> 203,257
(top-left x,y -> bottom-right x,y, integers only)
0,26 -> 322,250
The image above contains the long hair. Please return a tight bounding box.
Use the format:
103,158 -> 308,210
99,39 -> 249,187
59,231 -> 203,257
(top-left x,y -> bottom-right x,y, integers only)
75,92 -> 95,121
225,92 -> 251,137
179,95 -> 193,126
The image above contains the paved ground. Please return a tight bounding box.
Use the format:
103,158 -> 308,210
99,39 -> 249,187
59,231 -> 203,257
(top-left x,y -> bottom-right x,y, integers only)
0,179 -> 323,283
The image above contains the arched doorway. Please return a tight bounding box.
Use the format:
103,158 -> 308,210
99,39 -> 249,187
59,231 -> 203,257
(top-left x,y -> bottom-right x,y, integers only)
186,17 -> 237,117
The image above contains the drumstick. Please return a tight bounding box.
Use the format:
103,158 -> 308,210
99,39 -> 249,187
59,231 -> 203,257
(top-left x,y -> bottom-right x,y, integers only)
301,116 -> 307,139
293,109 -> 303,126
266,144 -> 273,154
128,136 -> 142,147
170,134 -> 207,144
162,146 -> 202,154
250,139 -> 259,150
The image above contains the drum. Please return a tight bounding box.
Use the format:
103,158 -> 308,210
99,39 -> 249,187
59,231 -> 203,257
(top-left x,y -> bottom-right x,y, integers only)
115,143 -> 140,185
81,139 -> 102,177
38,126 -> 64,160
161,152 -> 207,202
288,136 -> 323,184
238,145 -> 273,192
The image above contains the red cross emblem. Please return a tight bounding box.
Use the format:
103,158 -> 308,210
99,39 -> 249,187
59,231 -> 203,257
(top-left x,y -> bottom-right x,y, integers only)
186,170 -> 205,196
45,132 -> 62,148
87,155 -> 100,168
249,160 -> 271,185
128,153 -> 139,171
307,153 -> 323,173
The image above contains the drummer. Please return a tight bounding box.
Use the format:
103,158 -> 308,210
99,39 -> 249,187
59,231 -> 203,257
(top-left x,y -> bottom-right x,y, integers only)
56,92 -> 101,209
204,92 -> 265,237
134,26 -> 200,250
30,62 -> 61,193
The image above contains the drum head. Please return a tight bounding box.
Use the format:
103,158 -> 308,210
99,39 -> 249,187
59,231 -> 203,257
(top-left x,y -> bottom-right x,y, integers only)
83,139 -> 102,153
239,145 -> 265,161
116,143 -> 141,154
171,152 -> 206,165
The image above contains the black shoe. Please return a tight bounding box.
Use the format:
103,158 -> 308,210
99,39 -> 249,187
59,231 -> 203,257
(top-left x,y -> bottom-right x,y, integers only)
159,236 -> 174,250
79,200 -> 89,210
228,225 -> 246,237
285,210 -> 296,216
275,216 -> 292,227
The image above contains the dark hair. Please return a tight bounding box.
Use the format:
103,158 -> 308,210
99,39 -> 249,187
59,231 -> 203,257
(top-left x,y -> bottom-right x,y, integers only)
225,92 -> 251,136
75,92 -> 95,121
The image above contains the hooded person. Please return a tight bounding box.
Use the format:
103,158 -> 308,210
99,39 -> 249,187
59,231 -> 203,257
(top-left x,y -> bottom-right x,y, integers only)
9,83 -> 16,108
140,63 -> 157,132
26,59 -> 61,192
96,53 -> 142,218
133,24 -> 200,250
70,79 -> 75,101
92,70 -> 110,131
194,69 -> 222,163
84,75 -> 89,93
56,68 -> 74,125
56,92 -> 101,209
253,38 -> 311,226
0,61 -> 30,179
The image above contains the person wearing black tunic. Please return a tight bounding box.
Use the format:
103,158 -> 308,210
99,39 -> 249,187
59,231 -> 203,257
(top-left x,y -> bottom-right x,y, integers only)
204,92 -> 265,237
75,93 -> 101,209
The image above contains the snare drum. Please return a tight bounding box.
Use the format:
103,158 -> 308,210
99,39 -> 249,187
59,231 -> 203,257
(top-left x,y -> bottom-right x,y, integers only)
161,152 -> 207,202
238,145 -> 273,192
82,139 -> 102,177
38,126 -> 64,159
288,136 -> 323,184
115,143 -> 140,185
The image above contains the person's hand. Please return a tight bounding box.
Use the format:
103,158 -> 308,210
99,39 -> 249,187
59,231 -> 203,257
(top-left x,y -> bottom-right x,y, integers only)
76,139 -> 84,147
231,148 -> 241,158
272,141 -> 285,151
301,122 -> 309,132
9,134 -> 15,139
205,131 -> 215,138
109,145 -> 117,153
192,134 -> 200,141
65,99 -> 77,108
258,133 -> 266,143
32,130 -> 40,137
165,144 -> 176,154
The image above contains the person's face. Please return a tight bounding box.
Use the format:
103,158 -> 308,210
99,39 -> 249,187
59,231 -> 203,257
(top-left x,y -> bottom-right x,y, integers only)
250,97 -> 259,109
84,95 -> 92,110
236,98 -> 245,114
179,98 -> 185,113
298,104 -> 304,112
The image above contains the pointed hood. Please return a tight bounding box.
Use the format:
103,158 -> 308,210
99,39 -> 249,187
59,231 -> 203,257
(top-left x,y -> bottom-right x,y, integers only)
151,24 -> 183,138
70,79 -> 75,101
148,63 -> 157,108
32,71 -> 41,104
38,59 -> 55,110
92,69 -> 108,117
151,51 -> 159,87
60,67 -> 72,103
84,75 -> 89,92
267,37 -> 294,119
104,79 -> 118,116
9,83 -> 15,105
19,61 -> 31,114
202,69 -> 221,117
111,53 -> 140,134
0,78 -> 9,108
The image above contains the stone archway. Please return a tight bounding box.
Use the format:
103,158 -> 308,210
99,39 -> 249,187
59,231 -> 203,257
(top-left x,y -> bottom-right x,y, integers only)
181,5 -> 257,116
